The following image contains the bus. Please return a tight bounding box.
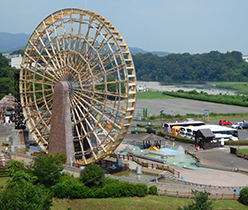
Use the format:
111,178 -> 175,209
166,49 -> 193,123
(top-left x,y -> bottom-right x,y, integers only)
164,120 -> 205,133
171,126 -> 182,136
184,124 -> 239,141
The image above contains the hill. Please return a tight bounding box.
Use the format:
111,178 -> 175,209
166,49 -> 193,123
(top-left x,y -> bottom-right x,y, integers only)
0,32 -> 30,53
0,32 -> 170,56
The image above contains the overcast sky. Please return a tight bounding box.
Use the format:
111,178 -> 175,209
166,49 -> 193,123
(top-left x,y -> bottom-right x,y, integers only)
1,0 -> 248,55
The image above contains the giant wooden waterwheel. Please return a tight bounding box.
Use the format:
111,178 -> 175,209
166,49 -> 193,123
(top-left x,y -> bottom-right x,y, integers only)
20,8 -> 136,165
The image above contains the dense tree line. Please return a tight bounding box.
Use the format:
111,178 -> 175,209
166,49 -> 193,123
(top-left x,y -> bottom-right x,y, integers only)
132,51 -> 248,82
2,50 -> 248,100
0,53 -> 19,99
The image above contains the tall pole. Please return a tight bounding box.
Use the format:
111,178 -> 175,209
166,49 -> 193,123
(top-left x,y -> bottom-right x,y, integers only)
160,110 -> 164,132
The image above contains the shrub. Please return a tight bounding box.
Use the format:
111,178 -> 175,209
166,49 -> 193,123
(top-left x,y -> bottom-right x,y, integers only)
0,179 -> 52,210
131,130 -> 147,134
51,178 -> 91,199
149,185 -> 158,195
93,179 -> 148,198
239,187 -> 248,205
30,153 -> 66,188
5,160 -> 28,177
6,170 -> 31,189
178,190 -> 212,210
80,164 -> 105,187
135,183 -> 148,197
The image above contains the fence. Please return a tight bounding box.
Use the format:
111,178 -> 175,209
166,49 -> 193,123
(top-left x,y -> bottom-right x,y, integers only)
112,153 -> 180,178
159,189 -> 239,200
0,153 -> 11,167
134,107 -> 149,120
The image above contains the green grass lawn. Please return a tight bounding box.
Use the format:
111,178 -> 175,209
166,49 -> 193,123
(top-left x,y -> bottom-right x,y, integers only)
0,172 -> 246,210
136,88 -> 248,123
51,195 -> 248,210
0,168 -> 9,193
210,82 -> 248,91
237,148 -> 248,155
1,163 -> 247,209
137,91 -> 174,99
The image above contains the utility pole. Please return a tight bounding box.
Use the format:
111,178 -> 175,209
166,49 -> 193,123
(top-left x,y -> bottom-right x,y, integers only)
160,110 -> 164,132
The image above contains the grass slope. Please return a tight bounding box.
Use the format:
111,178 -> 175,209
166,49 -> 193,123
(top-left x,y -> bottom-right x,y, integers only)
51,195 -> 247,210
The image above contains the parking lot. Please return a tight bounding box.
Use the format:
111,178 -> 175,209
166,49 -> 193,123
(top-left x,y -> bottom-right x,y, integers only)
136,98 -> 248,116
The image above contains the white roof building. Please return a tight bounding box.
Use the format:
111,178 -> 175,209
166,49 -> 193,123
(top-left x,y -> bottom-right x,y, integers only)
242,55 -> 248,62
11,54 -> 22,69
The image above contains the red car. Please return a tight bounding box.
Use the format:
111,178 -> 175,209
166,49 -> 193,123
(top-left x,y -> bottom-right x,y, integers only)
219,119 -> 232,125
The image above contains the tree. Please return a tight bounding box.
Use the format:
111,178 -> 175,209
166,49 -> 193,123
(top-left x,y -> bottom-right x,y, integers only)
30,153 -> 66,188
80,164 -> 105,187
239,187 -> 248,205
178,190 -> 213,210
0,178 -> 52,210
0,53 -> 9,68
5,159 -> 28,177
132,50 -> 248,83
11,49 -> 25,56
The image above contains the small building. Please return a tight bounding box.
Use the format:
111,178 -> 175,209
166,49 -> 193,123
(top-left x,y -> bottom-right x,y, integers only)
195,128 -> 214,150
11,54 -> 22,69
137,84 -> 147,92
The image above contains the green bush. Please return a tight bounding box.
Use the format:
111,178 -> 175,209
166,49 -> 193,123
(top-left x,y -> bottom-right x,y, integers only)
80,164 -> 105,187
52,176 -> 148,199
51,178 -> 91,199
178,190 -> 212,210
133,183 -> 148,197
0,179 -> 52,210
163,90 -> 248,108
239,187 -> 248,205
131,130 -> 147,134
158,132 -> 195,144
30,153 -> 66,188
6,160 -> 28,177
93,179 -> 148,198
149,185 -> 158,195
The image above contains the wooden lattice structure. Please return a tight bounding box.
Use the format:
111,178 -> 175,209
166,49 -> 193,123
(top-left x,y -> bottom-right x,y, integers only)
20,8 -> 136,165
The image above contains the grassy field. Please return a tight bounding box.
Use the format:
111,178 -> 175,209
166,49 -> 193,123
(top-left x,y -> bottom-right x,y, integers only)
0,168 -> 9,193
237,148 -> 248,155
137,91 -> 174,99
0,171 -> 246,210
137,89 -> 248,122
51,195 -> 248,210
210,82 -> 248,91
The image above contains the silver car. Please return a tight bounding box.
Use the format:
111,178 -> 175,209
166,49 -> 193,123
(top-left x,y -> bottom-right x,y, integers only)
231,121 -> 244,128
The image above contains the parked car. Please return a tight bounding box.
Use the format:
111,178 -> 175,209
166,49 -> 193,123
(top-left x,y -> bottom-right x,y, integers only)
237,122 -> 248,129
219,119 -> 232,125
232,121 -> 244,128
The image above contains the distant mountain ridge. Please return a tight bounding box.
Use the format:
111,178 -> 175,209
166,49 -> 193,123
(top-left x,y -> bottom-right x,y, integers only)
0,32 -> 30,53
0,32 -> 170,56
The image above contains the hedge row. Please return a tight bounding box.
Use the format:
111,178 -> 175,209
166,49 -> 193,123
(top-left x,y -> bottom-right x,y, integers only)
51,177 -> 151,199
131,130 -> 147,134
163,90 -> 248,107
158,132 -> 195,144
